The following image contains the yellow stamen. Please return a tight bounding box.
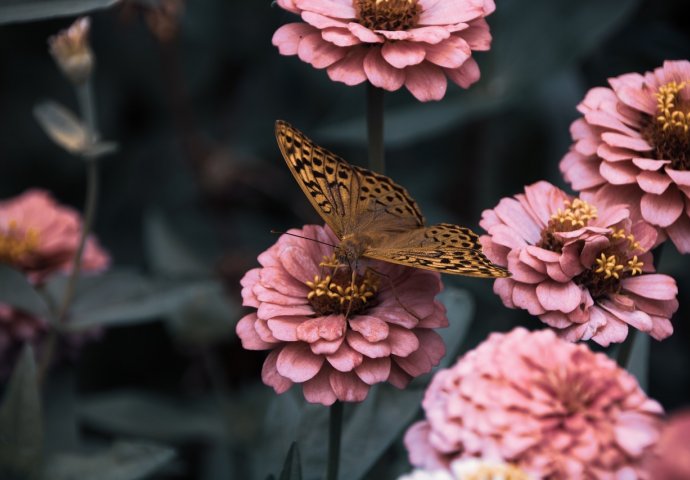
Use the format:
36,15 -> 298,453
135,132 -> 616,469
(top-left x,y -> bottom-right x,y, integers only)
655,81 -> 690,132
550,198 -> 598,229
0,221 -> 40,264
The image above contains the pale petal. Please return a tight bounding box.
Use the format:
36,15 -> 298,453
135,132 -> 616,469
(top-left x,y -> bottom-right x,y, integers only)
363,47 -> 405,91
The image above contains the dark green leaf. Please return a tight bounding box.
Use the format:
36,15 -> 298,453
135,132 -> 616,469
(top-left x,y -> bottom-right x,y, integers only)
0,0 -> 120,24
0,346 -> 43,480
79,391 -> 227,442
279,443 -> 302,480
43,270 -> 223,330
0,265 -> 51,320
42,441 -> 174,480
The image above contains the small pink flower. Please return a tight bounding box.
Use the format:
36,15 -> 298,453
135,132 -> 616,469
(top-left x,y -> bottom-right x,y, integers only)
643,410 -> 690,480
0,189 -> 109,284
404,327 -> 664,479
272,0 -> 494,101
559,60 -> 690,253
236,224 -> 448,405
479,181 -> 677,346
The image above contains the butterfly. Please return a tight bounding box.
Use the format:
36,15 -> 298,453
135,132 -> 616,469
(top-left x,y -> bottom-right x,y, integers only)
275,120 -> 509,278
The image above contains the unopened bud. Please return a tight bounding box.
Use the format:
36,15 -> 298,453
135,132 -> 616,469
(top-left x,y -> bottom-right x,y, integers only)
48,17 -> 94,85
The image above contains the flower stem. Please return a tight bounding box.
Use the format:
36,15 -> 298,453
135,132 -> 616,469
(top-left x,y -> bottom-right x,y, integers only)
367,83 -> 385,174
326,400 -> 343,480
38,80 -> 100,382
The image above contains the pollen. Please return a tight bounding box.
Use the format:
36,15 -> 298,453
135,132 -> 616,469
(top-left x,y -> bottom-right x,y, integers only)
463,463 -> 531,480
0,221 -> 39,264
306,257 -> 379,316
643,80 -> 690,170
539,199 -> 598,251
355,0 -> 420,31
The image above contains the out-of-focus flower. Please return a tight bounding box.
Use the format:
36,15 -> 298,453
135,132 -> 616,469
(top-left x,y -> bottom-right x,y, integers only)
236,224 -> 448,405
560,60 -> 690,253
272,0 -> 495,101
404,328 -> 663,479
643,410 -> 690,480
399,459 -> 531,480
48,17 -> 94,85
0,189 -> 109,284
479,181 -> 677,346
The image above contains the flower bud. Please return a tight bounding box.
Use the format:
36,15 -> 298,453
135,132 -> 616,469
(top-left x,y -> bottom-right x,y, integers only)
48,17 -> 94,85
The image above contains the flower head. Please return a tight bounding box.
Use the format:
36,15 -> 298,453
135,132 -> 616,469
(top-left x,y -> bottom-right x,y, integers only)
272,0 -> 495,101
236,224 -> 448,405
479,181 -> 677,346
643,410 -> 690,480
404,328 -> 663,479
0,189 -> 109,284
48,17 -> 94,85
560,60 -> 690,253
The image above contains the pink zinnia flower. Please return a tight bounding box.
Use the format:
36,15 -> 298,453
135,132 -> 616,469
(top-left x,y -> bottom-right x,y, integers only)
272,0 -> 494,101
560,60 -> 690,253
479,181 -> 677,346
404,328 -> 664,479
643,410 -> 690,480
236,224 -> 448,405
0,189 -> 109,284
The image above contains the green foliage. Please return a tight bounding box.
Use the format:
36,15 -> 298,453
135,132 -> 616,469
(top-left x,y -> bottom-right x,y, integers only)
278,443 -> 302,480
0,0 -> 120,24
41,442 -> 174,480
0,266 -> 51,320
0,346 -> 43,480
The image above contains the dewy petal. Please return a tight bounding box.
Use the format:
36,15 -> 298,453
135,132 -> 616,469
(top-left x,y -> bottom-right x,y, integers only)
327,46 -> 368,85
381,41 -> 426,69
276,342 -> 324,382
405,62 -> 447,102
640,188 -> 684,228
295,0 -> 356,19
424,36 -> 471,69
363,47 -> 405,91
272,23 -> 316,56
297,32 -> 346,69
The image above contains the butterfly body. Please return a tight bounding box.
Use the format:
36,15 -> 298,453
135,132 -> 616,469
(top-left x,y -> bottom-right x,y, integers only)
275,120 -> 509,279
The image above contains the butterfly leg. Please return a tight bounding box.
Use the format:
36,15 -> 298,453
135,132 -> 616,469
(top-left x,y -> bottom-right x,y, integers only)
344,259 -> 358,318
364,266 -> 423,322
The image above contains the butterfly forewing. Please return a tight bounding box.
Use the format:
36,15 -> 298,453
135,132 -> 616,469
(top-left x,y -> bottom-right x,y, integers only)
275,120 -> 510,279
276,120 -> 424,236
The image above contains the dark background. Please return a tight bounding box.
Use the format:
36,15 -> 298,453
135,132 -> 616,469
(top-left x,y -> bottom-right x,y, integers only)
1,0 -> 689,478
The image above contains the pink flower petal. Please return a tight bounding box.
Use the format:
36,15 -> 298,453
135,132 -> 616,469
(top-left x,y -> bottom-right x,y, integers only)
272,23 -> 316,56
424,36 -> 470,68
633,158 -> 669,171
381,41 -> 426,69
294,0 -> 356,19
461,18 -> 491,50
363,47 -> 405,91
599,160 -> 639,185
321,27 -> 360,46
665,168 -> 690,187
355,357 -> 391,385
601,132 -> 652,152
348,315 -> 389,342
637,170 -> 672,194
444,57 -> 480,89
536,281 -> 583,313
347,330 -> 391,358
666,214 -> 690,253
418,0 -> 485,25
303,368 -> 337,405
327,342 -> 363,372
327,47 -> 368,85
405,62 -> 447,101
267,317 -> 304,341
301,11 -> 347,29
276,342 -> 324,382
297,32 -> 346,69
347,22 -> 383,43
622,274 -> 677,300
236,314 -> 275,350
329,370 -> 370,402
640,188 -> 684,227
388,325 -> 420,357
262,349 -> 293,394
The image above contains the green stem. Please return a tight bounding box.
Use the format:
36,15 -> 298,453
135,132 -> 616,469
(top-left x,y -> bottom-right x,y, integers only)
367,83 -> 385,174
325,401 -> 343,480
38,80 -> 100,383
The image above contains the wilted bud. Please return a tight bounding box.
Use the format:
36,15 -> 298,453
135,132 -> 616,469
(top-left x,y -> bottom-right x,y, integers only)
48,17 -> 94,85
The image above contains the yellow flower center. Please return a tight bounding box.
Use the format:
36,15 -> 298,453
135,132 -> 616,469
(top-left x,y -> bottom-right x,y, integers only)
0,220 -> 39,264
355,0 -> 420,31
539,199 -> 598,251
643,80 -> 690,170
306,254 -> 379,316
464,464 -> 531,480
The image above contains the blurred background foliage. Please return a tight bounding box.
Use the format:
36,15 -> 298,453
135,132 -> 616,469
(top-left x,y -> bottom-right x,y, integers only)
1,0 -> 690,478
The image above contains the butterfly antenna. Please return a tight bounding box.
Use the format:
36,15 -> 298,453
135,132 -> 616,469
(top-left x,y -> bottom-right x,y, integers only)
270,230 -> 337,248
